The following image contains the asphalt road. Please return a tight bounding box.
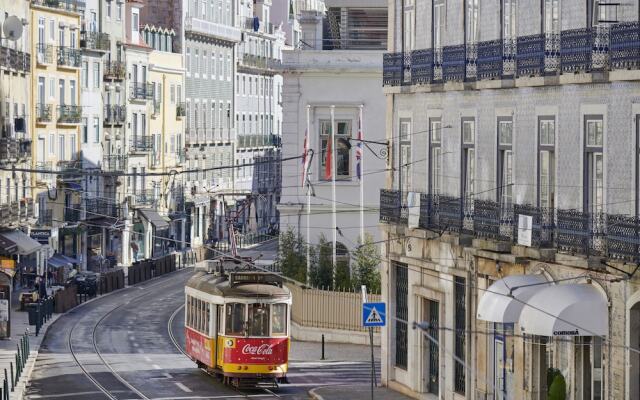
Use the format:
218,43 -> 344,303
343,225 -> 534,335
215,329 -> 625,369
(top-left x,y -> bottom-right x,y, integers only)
24,265 -> 379,400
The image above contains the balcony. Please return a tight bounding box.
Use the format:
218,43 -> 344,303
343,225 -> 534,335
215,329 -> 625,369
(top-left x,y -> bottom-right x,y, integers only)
104,105 -> 126,126
64,206 -> 81,223
0,138 -> 30,162
80,31 -> 110,52
0,201 -> 32,226
36,44 -> 53,65
31,0 -> 86,13
85,198 -> 120,219
184,16 -> 241,43
380,189 -> 640,264
383,22 -> 640,87
134,190 -> 156,206
104,61 -> 126,80
130,135 -> 153,152
35,161 -> 53,182
103,154 -> 127,171
239,54 -> 282,73
0,45 -> 30,73
36,104 -> 53,123
129,82 -> 154,101
57,46 -> 82,68
37,209 -> 53,226
57,105 -> 82,124
238,134 -> 279,148
176,103 -> 186,118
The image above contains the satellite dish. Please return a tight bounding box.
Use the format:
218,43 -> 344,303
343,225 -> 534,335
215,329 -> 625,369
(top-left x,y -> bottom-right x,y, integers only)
3,16 -> 23,42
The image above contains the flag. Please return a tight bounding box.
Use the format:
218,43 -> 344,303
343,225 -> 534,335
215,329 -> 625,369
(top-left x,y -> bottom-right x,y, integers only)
301,129 -> 308,187
324,135 -> 332,180
356,116 -> 363,180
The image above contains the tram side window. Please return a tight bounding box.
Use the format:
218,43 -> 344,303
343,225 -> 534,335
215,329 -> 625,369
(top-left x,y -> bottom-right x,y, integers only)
248,304 -> 269,336
271,304 -> 287,336
226,303 -> 246,336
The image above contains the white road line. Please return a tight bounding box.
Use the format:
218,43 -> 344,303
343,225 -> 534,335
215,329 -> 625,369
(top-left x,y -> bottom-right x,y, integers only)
174,382 -> 193,393
152,364 -> 161,370
163,372 -> 173,379
133,342 -> 139,347
144,356 -> 152,362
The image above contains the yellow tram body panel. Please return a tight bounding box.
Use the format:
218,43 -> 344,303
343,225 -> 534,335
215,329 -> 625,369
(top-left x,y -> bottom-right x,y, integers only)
216,335 -> 289,376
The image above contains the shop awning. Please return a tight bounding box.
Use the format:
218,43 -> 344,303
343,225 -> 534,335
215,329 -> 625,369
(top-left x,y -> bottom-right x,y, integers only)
47,254 -> 70,269
0,234 -> 17,255
138,209 -> 169,230
0,230 -> 42,255
58,254 -> 80,265
477,274 -> 550,323
518,284 -> 608,337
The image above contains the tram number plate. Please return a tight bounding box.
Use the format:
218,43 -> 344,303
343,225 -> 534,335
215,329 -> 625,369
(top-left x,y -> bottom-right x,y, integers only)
224,337 -> 288,364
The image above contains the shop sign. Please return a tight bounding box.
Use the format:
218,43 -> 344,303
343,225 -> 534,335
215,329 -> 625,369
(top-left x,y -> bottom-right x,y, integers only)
30,229 -> 51,244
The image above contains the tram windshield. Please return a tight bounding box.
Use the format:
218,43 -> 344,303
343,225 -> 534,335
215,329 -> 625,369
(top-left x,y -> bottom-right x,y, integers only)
271,304 -> 287,336
225,303 -> 245,336
248,304 -> 270,336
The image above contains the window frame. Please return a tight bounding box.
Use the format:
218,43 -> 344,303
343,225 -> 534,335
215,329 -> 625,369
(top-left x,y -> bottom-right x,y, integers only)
429,118 -> 442,196
319,118 -> 353,180
496,117 -> 514,207
461,118 -> 476,203
538,116 -> 556,209
583,116 -> 604,215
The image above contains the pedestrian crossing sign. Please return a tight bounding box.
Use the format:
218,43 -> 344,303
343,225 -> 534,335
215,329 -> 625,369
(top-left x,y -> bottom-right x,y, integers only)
362,302 -> 386,327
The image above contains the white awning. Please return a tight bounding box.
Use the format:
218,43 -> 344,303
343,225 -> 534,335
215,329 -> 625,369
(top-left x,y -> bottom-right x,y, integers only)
518,284 -> 608,337
0,230 -> 42,256
477,274 -> 549,323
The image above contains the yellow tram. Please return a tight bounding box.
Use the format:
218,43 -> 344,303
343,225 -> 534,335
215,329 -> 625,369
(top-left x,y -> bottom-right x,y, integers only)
184,258 -> 291,387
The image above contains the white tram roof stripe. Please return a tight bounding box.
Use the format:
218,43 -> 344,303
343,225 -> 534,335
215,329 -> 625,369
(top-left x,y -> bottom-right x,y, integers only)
185,285 -> 292,305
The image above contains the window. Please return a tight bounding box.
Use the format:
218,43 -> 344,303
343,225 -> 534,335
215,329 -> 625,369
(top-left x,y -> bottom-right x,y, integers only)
81,62 -> 88,88
226,54 -> 231,80
70,134 -> 76,158
59,135 -> 65,160
211,52 -> 216,77
218,54 -> 223,79
497,118 -> 513,208
49,78 -> 55,99
539,118 -> 555,209
400,119 -> 412,196
117,3 -> 122,20
466,0 -> 479,43
195,49 -> 199,74
59,79 -> 65,105
132,113 -> 138,139
462,119 -> 475,209
70,80 -> 76,105
432,1 -> 445,49
320,120 -> 352,179
584,117 -> 604,216
429,118 -> 442,195
107,1 -> 111,19
93,62 -> 100,88
394,262 -> 408,369
225,303 -> 245,336
271,304 -> 287,336
575,336 -> 604,400
38,77 -> 45,104
59,27 -> 65,47
454,276 -> 466,394
170,84 -> 175,103
503,0 -> 517,39
403,0 -> 415,50
131,9 -> 139,41
49,133 -> 55,154
544,0 -> 560,34
49,19 -> 55,42
186,48 -> 191,72
93,117 -> 99,143
82,118 -> 88,143
423,298 -> 439,394
248,304 -> 269,336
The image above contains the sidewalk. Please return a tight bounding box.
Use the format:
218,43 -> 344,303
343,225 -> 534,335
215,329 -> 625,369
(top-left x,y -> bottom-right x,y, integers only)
0,288 -> 59,399
309,385 -> 414,400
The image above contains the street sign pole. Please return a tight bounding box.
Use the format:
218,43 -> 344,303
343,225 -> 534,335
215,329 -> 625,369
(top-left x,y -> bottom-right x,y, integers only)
361,286 -> 374,400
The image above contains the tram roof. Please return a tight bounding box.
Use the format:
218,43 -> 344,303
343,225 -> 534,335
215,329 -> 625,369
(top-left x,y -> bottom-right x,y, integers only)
186,271 -> 291,299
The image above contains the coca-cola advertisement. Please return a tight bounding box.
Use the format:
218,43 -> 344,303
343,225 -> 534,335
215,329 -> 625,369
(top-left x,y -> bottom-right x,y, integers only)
185,328 -> 213,367
224,337 -> 288,364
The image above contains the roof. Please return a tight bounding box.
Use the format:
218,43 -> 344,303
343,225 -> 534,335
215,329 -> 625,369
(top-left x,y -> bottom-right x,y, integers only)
186,271 -> 290,299
138,209 -> 169,230
0,230 -> 42,255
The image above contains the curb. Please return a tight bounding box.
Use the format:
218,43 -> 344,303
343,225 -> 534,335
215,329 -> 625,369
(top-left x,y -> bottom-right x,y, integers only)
308,386 -> 325,400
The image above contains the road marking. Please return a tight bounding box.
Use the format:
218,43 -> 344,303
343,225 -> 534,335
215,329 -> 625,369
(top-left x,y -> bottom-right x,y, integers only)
133,342 -> 139,347
144,356 -> 152,362
174,382 -> 193,393
152,364 -> 161,370
163,372 -> 173,379
28,390 -> 130,398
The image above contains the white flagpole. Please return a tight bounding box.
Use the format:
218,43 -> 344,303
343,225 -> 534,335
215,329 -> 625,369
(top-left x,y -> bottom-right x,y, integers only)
331,105 -> 337,285
359,105 -> 364,246
306,105 -> 311,283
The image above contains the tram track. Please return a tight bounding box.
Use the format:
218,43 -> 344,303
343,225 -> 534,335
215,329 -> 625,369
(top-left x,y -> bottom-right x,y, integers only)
67,268 -> 192,400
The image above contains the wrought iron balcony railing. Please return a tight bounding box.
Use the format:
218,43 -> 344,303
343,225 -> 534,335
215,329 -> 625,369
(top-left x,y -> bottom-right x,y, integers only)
0,46 -> 30,73
134,190 -> 156,206
104,61 -> 126,80
383,21 -> 640,86
80,31 -> 110,51
32,0 -> 86,13
0,138 -> 30,162
57,46 -> 82,68
176,102 -> 186,117
104,105 -> 126,125
36,43 -> 53,65
35,161 -> 53,182
103,154 -> 127,171
380,189 -> 640,264
37,209 -> 53,226
130,82 -> 154,101
240,54 -> 282,71
36,104 -> 53,123
85,198 -> 120,219
57,105 -> 82,124
64,206 -> 81,223
130,135 -> 153,152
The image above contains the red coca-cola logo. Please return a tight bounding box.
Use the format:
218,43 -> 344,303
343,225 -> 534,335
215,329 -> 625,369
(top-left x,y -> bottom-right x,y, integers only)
242,343 -> 274,355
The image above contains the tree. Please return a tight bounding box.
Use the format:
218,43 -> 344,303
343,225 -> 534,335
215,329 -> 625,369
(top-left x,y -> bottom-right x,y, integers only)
278,228 -> 307,283
310,235 -> 333,289
548,371 -> 567,400
352,233 -> 381,294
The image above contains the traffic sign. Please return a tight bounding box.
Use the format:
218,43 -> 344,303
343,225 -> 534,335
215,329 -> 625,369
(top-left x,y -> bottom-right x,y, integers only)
362,302 -> 386,327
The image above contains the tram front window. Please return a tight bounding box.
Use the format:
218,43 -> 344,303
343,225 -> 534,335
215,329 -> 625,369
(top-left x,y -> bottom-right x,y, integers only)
272,304 -> 287,336
248,304 -> 269,336
225,303 -> 245,336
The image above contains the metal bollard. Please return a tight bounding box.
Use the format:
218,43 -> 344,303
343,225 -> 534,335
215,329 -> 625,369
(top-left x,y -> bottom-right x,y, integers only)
9,363 -> 13,392
321,334 -> 325,360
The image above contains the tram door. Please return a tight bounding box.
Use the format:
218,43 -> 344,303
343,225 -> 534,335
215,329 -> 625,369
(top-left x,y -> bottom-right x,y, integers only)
214,305 -> 221,366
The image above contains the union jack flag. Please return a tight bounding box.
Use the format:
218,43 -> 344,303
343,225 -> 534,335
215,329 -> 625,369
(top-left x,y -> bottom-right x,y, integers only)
356,116 -> 363,180
301,129 -> 308,187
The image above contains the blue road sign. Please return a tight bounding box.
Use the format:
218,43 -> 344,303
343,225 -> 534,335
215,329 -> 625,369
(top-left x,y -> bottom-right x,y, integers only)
362,302 -> 386,327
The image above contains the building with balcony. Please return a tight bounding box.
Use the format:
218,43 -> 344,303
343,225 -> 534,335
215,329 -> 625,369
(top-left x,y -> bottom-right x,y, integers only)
0,3 -> 34,234
278,0 -> 388,254
30,0 -> 84,267
381,1 -> 640,399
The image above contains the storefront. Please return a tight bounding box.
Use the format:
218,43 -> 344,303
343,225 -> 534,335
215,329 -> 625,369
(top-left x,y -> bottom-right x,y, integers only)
138,209 -> 171,259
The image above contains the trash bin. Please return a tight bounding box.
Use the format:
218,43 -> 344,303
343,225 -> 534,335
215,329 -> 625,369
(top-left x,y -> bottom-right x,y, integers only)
26,303 -> 39,325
